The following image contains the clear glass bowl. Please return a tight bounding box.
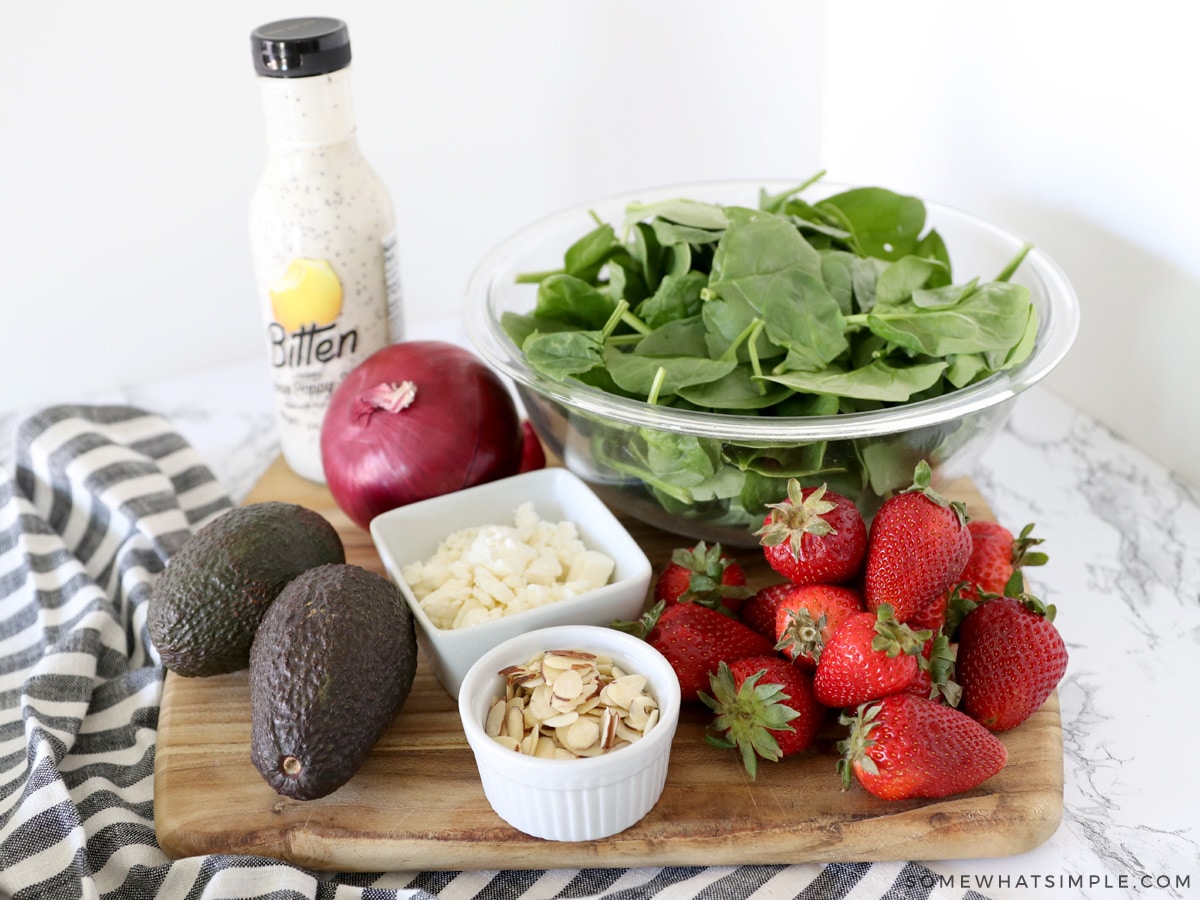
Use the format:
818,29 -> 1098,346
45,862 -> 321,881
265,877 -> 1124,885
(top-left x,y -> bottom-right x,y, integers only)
465,179 -> 1079,547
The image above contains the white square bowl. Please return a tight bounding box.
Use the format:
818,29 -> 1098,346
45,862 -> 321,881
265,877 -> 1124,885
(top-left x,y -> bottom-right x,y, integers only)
370,468 -> 653,699
457,624 -> 682,841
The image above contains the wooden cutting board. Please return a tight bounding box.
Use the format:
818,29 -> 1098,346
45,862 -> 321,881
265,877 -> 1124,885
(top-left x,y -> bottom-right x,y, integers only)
153,458 -> 1064,871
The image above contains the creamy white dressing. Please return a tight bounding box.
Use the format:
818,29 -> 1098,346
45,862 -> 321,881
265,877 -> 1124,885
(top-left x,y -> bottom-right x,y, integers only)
248,62 -> 402,483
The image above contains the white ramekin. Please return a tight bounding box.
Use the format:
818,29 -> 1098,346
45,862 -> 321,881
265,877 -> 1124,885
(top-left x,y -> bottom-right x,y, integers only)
457,624 -> 682,841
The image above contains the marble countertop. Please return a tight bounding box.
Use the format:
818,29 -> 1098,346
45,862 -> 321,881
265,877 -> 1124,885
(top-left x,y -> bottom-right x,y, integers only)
4,320 -> 1197,899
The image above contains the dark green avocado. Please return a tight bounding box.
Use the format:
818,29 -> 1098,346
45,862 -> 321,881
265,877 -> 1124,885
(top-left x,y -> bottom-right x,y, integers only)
147,501 -> 345,677
248,563 -> 417,801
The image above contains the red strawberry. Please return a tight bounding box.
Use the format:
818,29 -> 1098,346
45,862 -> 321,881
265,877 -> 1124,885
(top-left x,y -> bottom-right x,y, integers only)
838,693 -> 1008,800
864,461 -> 973,623
653,541 -> 752,614
613,601 -> 775,702
740,582 -> 797,638
902,633 -> 961,706
906,589 -> 947,635
755,480 -> 867,586
774,584 -> 864,668
943,523 -> 1048,639
700,656 -> 824,779
812,606 -> 931,708
958,521 -> 1048,604
956,593 -> 1068,731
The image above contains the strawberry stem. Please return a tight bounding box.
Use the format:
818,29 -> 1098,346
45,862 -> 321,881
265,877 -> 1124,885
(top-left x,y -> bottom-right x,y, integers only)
836,701 -> 882,791
922,633 -> 962,706
1012,523 -> 1049,568
610,600 -> 665,639
670,542 -> 752,613
754,479 -> 839,558
903,460 -> 969,527
870,604 -> 931,657
775,607 -> 829,664
700,661 -> 800,780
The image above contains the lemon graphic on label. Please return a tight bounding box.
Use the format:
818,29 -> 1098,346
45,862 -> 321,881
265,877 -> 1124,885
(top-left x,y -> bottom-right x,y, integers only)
270,258 -> 343,332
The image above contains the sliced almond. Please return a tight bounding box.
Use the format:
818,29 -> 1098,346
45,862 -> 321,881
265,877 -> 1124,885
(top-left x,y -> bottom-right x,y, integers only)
485,647 -> 659,758
561,717 -> 601,752
599,706 -> 620,750
485,699 -> 506,737
519,730 -> 540,756
627,694 -> 657,729
543,710 -> 579,729
528,684 -> 557,721
551,667 -> 584,703
506,705 -> 525,741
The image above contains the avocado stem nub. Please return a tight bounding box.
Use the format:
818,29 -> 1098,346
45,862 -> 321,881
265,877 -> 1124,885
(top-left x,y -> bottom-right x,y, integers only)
282,755 -> 303,777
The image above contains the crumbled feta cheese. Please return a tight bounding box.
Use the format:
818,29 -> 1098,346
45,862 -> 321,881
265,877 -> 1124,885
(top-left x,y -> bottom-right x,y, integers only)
402,502 -> 616,629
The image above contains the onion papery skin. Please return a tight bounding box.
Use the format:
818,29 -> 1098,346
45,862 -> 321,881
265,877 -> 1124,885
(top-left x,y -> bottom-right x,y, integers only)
320,340 -> 524,530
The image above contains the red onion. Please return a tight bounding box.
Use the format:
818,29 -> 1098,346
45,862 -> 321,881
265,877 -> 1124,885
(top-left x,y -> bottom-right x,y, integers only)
518,420 -> 547,473
320,340 -> 526,530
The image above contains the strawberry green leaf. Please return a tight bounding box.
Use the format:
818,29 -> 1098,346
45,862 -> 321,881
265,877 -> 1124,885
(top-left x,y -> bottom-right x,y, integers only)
700,662 -> 799,780
610,600 -> 666,640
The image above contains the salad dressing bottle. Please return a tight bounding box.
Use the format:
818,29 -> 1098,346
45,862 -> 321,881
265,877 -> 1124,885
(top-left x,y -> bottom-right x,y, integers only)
248,17 -> 403,483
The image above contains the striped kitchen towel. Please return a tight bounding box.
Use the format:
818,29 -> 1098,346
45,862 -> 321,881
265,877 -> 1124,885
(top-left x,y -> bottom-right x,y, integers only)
0,404 -> 977,900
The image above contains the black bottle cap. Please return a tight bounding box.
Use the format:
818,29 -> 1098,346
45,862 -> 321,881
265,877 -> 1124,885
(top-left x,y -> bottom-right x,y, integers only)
251,17 -> 352,78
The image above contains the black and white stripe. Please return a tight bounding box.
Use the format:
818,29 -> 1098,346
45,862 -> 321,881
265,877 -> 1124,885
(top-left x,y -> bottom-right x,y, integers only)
0,405 -> 981,900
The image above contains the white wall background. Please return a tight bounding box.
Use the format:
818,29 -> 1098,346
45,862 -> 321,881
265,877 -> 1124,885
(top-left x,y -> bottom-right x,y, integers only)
822,1 -> 1200,490
4,2 -> 1198,487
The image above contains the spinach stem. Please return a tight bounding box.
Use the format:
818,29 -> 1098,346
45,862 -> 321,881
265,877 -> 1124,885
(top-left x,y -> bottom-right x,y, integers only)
599,300 -> 630,341
620,309 -> 652,336
790,168 -> 827,195
720,316 -> 764,362
747,320 -> 767,393
646,366 -> 667,406
759,169 -> 828,211
995,242 -> 1033,283
514,269 -> 562,284
607,333 -> 644,346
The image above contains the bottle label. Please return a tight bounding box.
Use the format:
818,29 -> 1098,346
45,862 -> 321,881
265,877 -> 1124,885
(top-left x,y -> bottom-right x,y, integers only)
382,230 -> 404,342
262,254 -> 389,482
267,258 -> 358,368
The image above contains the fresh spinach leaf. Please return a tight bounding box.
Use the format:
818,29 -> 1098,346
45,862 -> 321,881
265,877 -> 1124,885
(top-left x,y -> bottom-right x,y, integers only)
603,346 -> 737,398
820,250 -> 858,315
700,296 -> 783,364
535,274 -> 615,329
629,222 -> 666,294
759,273 -> 848,372
623,198 -> 730,231
816,186 -> 928,260
606,251 -> 651,307
676,365 -> 792,410
522,330 -> 605,382
500,311 -> 574,348
875,256 -> 947,306
651,218 -> 724,247
637,271 -> 707,328
915,228 -> 952,282
766,358 -> 948,403
564,221 -> 620,282
510,175 -> 1041,533
634,315 -> 710,358
708,216 -> 824,306
851,256 -> 888,312
987,302 -> 1039,370
945,353 -> 990,388
859,281 -> 1033,358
